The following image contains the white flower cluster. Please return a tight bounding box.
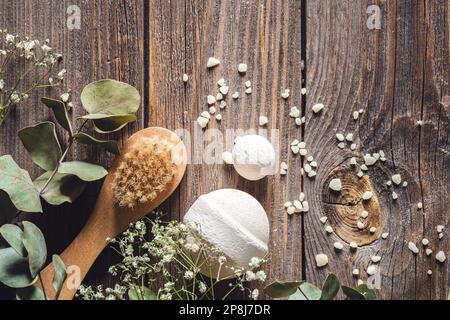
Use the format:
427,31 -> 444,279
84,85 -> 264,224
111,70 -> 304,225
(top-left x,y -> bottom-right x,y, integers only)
0,30 -> 67,125
77,213 -> 269,301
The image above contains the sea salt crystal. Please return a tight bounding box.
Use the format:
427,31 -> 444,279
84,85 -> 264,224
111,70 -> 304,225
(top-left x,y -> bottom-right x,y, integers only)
371,256 -> 381,263
334,242 -> 344,251
382,233 -> 389,239
315,254 -> 329,268
392,174 -> 402,185
345,133 -> 353,142
217,78 -> 226,87
259,116 -> 269,126
325,226 -> 334,234
392,192 -> 398,200
352,269 -> 360,276
362,191 -> 373,201
425,248 -> 433,256
238,63 -> 248,73
357,221 -> 365,230
232,92 -> 240,99
361,211 -> 369,219
183,74 -> 189,82
207,95 -> 216,105
329,178 -> 342,192
350,242 -> 358,250
336,133 -> 345,142
312,103 -> 325,114
435,251 -> 446,263
422,238 -> 429,246
207,57 -> 220,68
320,217 -> 328,224
408,242 -> 419,254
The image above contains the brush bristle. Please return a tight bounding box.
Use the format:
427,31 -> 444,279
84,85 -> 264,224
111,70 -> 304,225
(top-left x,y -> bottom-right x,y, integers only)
112,138 -> 175,209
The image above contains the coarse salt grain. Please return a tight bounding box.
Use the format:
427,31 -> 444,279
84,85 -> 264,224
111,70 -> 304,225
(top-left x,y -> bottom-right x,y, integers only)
361,211 -> 369,219
217,78 -> 226,87
207,95 -> 216,105
382,233 -> 389,239
337,142 -> 345,149
315,254 -> 329,268
371,256 -> 381,263
245,80 -> 252,88
325,226 -> 334,234
238,63 -> 248,74
369,227 -> 375,234
232,92 -> 240,99
209,106 -> 217,114
435,251 -> 446,263
245,88 -> 252,95
352,269 -> 360,276
215,114 -> 222,121
281,89 -> 290,99
350,242 -> 358,250
259,116 -> 269,127
312,103 -> 325,114
425,248 -> 433,256
220,86 -> 230,95
436,225 -> 444,233
207,57 -> 220,68
392,174 -> 402,185
417,202 -> 423,209
353,111 -> 360,120
197,116 -> 209,129
220,101 -> 227,109
392,192 -> 398,200
290,107 -> 301,118
320,217 -> 328,224
357,221 -> 365,230
334,242 -> 344,251
329,178 -> 342,192
345,133 -> 353,142
183,74 -> 189,82
216,93 -> 224,101
408,242 -> 419,254
336,133 -> 345,142
427,270 -> 432,276
422,238 -> 429,246
362,191 -> 373,201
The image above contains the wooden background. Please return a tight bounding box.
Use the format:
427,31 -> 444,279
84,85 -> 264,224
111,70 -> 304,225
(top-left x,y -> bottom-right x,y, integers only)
0,0 -> 448,300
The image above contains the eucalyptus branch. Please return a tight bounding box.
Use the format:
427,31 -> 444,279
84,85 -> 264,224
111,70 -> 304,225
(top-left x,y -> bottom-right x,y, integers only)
39,119 -> 88,196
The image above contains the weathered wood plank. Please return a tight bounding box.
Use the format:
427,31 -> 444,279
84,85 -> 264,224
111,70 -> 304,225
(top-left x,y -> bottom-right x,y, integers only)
304,0 -> 449,299
148,0 -> 304,294
0,0 -> 145,293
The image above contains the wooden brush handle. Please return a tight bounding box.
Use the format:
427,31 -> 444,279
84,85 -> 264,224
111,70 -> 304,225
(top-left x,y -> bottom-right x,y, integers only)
39,193 -> 115,300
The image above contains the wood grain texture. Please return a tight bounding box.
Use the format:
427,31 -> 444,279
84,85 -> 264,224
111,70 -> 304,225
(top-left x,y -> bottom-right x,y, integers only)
148,0 -> 304,294
1,0 -> 449,300
304,0 -> 449,299
0,0 -> 145,296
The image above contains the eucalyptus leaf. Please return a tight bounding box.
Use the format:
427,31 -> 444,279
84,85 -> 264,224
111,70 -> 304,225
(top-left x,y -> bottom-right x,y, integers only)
81,114 -> 137,134
289,282 -> 322,300
41,98 -> 73,135
0,155 -> 42,213
18,122 -> 62,171
58,161 -> 108,182
52,255 -> 67,300
264,281 -> 302,298
320,274 -> 340,300
0,224 -> 26,256
128,286 -> 157,300
16,285 -> 45,300
22,222 -> 47,279
356,284 -> 377,300
80,79 -> 140,115
342,286 -> 367,300
0,190 -> 18,225
34,172 -> 86,206
0,247 -> 35,288
73,132 -> 120,155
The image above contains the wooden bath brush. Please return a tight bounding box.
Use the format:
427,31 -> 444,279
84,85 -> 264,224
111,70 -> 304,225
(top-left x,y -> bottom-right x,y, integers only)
39,127 -> 187,300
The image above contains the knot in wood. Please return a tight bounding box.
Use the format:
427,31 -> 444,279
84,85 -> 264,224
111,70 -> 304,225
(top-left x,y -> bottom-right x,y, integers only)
322,164 -> 381,246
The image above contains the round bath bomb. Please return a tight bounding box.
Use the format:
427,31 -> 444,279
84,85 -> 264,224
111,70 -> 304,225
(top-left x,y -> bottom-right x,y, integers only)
232,135 -> 276,181
183,189 -> 269,276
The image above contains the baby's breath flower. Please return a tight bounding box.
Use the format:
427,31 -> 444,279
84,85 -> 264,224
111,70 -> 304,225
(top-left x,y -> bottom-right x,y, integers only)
60,92 -> 70,102
249,257 -> 263,268
198,282 -> 207,294
5,34 -> 15,43
251,289 -> 259,300
0,80 -> 4,91
184,271 -> 194,280
245,271 -> 256,282
218,256 -> 227,264
255,271 -> 267,282
57,69 -> 67,79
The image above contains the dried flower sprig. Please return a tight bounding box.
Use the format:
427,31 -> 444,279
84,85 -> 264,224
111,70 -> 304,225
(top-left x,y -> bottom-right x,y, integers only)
77,213 -> 267,301
0,30 -> 65,126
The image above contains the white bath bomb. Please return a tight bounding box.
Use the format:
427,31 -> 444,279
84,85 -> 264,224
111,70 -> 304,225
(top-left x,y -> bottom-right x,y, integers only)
183,189 -> 269,276
232,135 -> 276,181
